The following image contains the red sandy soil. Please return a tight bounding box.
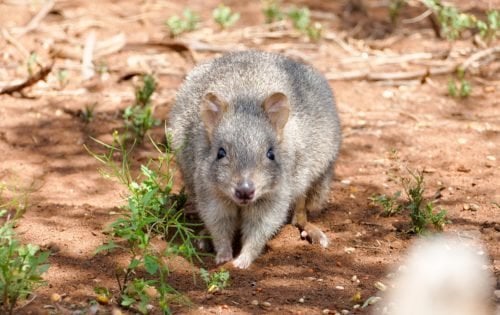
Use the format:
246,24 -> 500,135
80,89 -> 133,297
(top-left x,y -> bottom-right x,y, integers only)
0,0 -> 498,314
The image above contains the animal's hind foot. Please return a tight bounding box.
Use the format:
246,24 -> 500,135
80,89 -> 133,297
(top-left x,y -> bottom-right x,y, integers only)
299,223 -> 329,248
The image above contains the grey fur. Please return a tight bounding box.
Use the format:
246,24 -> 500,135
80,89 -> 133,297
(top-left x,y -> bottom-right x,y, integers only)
169,51 -> 341,268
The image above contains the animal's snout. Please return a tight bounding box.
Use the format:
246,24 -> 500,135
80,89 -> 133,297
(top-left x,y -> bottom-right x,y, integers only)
234,180 -> 255,202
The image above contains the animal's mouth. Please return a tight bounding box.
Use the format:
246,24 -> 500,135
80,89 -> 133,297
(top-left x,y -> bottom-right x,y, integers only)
232,194 -> 256,206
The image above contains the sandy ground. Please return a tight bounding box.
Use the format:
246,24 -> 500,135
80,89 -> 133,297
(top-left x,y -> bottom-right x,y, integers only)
0,0 -> 498,314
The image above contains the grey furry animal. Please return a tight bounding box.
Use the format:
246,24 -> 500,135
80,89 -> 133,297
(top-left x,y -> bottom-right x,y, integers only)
169,51 -> 341,269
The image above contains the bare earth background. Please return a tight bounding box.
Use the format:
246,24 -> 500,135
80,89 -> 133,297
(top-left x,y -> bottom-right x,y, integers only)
0,0 -> 498,314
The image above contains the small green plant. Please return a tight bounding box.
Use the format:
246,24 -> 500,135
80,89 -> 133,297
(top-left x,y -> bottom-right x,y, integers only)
287,6 -> 322,41
401,169 -> 448,234
370,191 -> 402,216
389,0 -> 406,25
199,268 -> 230,293
166,9 -> 200,37
213,4 -> 240,29
89,132 -> 200,314
123,74 -> 160,141
478,10 -> 499,41
372,162 -> 448,234
26,52 -> 39,76
288,6 -> 311,31
424,0 -> 498,40
79,103 -> 96,123
262,0 -> 285,23
448,69 -> 472,98
56,69 -> 69,88
0,188 -> 49,315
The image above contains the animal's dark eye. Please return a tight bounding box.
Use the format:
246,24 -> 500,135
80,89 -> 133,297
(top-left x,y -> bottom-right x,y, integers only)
217,147 -> 226,160
266,148 -> 275,160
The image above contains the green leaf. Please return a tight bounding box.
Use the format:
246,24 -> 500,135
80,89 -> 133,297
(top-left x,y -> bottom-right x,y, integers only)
94,241 -> 120,254
129,258 -> 141,269
121,294 -> 136,307
144,255 -> 159,275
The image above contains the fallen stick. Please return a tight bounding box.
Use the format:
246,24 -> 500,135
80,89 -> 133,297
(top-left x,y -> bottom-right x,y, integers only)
123,41 -> 197,65
1,28 -> 30,59
460,45 -> 500,71
326,65 -> 455,81
12,0 -> 55,37
327,46 -> 500,81
0,62 -> 54,95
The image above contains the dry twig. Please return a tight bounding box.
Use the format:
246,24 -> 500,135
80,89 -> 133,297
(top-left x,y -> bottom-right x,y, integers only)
0,62 -> 54,95
327,46 -> 500,81
1,28 -> 30,59
11,0 -> 55,37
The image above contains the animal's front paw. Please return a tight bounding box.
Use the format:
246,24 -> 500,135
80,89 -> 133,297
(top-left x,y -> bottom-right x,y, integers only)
300,223 -> 329,248
232,254 -> 254,269
215,249 -> 233,265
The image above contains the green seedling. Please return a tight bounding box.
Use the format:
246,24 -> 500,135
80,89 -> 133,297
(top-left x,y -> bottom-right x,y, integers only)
401,169 -> 448,234
370,191 -> 403,217
262,0 -> 285,23
0,186 -> 49,315
96,61 -> 109,76
199,268 -> 230,293
123,74 -> 160,141
424,0 -> 498,40
288,6 -> 311,31
389,0 -> 406,25
481,10 -> 499,41
166,9 -> 200,37
89,132 -> 201,314
56,69 -> 69,89
26,52 -> 39,76
79,103 -> 96,123
388,1 -> 498,41
213,4 -> 240,29
448,69 -> 472,98
306,22 -> 322,41
287,6 -> 322,41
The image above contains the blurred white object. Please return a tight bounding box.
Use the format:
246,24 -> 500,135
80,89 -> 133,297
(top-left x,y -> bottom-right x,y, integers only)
375,235 -> 494,315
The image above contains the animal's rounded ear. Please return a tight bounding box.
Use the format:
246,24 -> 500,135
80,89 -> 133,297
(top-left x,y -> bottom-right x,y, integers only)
200,92 -> 228,138
262,92 -> 290,139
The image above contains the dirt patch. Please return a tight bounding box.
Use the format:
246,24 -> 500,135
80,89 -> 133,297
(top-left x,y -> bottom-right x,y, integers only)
0,0 -> 498,314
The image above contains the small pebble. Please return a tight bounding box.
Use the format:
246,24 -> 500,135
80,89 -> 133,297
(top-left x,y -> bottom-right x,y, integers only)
374,281 -> 387,291
353,304 -> 360,310
382,90 -> 394,99
486,155 -> 496,161
322,309 -> 331,314
344,247 -> 355,254
463,203 -> 470,210
361,296 -> 382,308
317,278 -> 324,282
251,300 -> 259,306
341,179 -> 351,185
51,293 -> 62,303
469,203 -> 480,211
335,286 -> 345,290
341,309 -> 349,315
299,297 -> 305,303
306,276 -> 317,281
456,164 -> 470,172
261,301 -> 271,308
